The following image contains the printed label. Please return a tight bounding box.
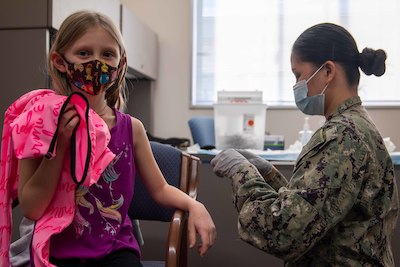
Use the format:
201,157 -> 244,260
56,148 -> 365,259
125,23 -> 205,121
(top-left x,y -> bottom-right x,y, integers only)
243,114 -> 255,133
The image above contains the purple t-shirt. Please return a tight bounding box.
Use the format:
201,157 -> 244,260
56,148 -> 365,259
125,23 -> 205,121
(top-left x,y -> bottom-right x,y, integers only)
50,109 -> 140,259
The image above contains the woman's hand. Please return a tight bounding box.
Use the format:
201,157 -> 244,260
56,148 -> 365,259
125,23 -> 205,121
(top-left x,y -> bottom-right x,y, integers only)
188,201 -> 217,257
211,149 -> 247,178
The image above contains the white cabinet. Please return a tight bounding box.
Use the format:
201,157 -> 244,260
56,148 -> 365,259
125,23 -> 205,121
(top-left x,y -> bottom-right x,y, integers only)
51,0 -> 121,30
52,2 -> 159,79
0,0 -> 158,80
121,6 -> 158,80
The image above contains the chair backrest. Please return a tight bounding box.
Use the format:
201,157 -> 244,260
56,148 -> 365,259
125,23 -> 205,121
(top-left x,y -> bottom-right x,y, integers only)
129,141 -> 189,222
188,116 -> 215,149
129,141 -> 200,267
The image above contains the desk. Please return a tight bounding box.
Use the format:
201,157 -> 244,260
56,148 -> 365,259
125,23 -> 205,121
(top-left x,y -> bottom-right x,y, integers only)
192,148 -> 400,165
136,151 -> 400,266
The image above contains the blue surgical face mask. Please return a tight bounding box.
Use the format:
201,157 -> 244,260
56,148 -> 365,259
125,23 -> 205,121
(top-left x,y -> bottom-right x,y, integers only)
293,64 -> 328,115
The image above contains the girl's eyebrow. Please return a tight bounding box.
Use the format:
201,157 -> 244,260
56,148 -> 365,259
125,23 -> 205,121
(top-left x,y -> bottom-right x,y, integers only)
103,46 -> 119,53
70,44 -> 91,51
70,44 -> 119,51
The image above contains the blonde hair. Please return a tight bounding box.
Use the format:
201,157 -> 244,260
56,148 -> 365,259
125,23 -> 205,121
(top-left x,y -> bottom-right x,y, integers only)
49,10 -> 128,110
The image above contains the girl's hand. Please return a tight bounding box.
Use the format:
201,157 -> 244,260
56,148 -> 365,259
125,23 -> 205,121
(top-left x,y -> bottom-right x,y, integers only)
17,103 -> 79,220
57,103 -> 79,153
188,201 -> 217,257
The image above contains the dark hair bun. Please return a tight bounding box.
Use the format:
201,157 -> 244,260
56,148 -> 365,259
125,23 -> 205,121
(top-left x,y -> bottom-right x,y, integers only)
359,48 -> 387,77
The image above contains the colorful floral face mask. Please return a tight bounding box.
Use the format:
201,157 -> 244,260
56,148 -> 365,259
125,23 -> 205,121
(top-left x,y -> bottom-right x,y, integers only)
65,59 -> 119,95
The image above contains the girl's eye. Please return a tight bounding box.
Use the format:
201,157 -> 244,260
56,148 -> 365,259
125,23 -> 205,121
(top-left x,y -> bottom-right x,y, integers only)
78,51 -> 89,57
104,51 -> 113,58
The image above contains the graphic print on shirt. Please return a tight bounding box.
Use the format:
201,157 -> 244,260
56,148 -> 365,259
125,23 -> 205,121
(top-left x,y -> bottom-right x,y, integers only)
73,149 -> 125,238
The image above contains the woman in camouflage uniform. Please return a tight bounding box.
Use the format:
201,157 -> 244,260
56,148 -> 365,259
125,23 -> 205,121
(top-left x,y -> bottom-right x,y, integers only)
211,23 -> 399,267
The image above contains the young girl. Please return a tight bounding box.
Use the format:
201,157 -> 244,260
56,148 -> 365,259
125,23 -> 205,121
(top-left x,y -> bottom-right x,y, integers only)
15,10 -> 216,266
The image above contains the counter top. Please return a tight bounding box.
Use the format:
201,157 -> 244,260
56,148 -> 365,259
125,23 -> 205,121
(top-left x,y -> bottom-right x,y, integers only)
190,148 -> 400,165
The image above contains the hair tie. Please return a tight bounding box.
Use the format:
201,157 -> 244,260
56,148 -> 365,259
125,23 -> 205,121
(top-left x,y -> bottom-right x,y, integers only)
356,52 -> 364,67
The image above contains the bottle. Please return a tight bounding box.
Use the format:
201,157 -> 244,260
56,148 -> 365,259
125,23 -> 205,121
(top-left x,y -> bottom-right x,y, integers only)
298,117 -> 313,145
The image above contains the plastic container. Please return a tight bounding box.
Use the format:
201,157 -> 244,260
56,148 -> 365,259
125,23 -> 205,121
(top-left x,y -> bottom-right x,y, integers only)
214,91 -> 267,150
298,117 -> 313,145
264,135 -> 285,150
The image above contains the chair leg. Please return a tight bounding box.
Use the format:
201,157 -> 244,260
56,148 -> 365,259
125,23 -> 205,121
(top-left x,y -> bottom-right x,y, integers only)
180,220 -> 188,267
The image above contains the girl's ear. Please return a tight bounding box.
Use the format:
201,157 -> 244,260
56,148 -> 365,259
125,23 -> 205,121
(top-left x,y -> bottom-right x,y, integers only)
51,52 -> 67,73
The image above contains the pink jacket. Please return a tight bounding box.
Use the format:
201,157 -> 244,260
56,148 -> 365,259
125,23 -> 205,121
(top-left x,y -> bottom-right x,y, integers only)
0,89 -> 115,267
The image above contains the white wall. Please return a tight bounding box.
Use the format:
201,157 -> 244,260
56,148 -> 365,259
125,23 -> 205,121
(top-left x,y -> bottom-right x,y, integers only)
122,0 -> 400,149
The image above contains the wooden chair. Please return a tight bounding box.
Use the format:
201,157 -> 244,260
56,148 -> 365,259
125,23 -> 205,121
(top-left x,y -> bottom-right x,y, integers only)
128,141 -> 200,267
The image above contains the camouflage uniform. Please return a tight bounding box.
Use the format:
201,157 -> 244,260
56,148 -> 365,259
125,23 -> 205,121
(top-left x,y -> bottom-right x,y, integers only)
230,96 -> 399,266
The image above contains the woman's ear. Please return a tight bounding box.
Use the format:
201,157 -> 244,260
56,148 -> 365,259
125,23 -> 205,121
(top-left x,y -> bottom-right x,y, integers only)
51,52 -> 67,73
324,60 -> 336,83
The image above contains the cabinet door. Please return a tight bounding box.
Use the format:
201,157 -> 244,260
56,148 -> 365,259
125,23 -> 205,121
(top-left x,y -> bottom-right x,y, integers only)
0,29 -> 50,134
121,6 -> 158,80
0,0 -> 49,28
0,0 -> 120,30
51,0 -> 121,30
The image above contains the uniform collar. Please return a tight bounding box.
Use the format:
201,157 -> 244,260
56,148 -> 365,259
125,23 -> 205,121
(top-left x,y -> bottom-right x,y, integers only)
327,95 -> 362,120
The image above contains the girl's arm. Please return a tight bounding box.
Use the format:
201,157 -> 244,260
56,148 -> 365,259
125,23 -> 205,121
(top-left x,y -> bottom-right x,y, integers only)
131,117 -> 216,256
18,104 -> 79,221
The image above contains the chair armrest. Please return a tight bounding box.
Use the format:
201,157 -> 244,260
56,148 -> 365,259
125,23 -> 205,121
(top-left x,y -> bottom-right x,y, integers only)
166,209 -> 188,267
188,155 -> 200,200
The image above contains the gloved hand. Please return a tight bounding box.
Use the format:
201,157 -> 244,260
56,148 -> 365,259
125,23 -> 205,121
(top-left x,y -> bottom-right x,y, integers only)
211,149 -> 247,178
236,149 -> 273,179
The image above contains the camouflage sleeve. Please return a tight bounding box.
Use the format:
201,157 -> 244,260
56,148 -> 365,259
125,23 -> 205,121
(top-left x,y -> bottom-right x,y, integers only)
263,165 -> 289,190
230,138 -> 369,262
